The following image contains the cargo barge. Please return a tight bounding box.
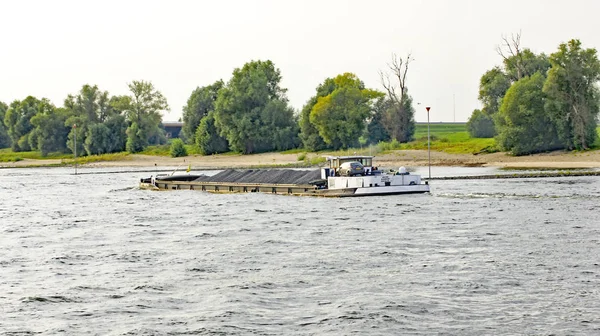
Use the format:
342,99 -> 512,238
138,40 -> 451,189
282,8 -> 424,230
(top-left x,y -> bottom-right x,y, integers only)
140,155 -> 430,197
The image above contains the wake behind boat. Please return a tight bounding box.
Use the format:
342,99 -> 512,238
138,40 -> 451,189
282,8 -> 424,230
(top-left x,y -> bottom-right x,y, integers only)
140,155 -> 430,197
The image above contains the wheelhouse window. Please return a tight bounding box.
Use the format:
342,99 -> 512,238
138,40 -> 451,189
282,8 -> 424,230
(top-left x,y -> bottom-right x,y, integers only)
329,156 -> 373,168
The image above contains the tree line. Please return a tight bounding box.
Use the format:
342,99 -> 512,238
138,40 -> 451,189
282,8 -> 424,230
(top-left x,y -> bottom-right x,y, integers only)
0,81 -> 168,156
467,35 -> 600,155
0,57 -> 417,157
183,58 -> 416,155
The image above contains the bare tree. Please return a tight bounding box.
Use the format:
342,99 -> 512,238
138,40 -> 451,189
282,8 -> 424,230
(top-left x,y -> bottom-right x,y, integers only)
496,31 -> 526,80
378,53 -> 415,142
379,53 -> 413,104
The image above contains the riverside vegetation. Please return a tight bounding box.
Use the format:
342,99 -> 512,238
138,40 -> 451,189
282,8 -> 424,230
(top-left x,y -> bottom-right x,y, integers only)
7,123 -> 597,168
1,37 -> 598,165
467,35 -> 600,155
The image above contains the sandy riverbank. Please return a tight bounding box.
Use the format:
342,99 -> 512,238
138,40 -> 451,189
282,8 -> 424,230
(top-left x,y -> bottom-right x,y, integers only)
375,150 -> 600,169
2,149 -> 600,170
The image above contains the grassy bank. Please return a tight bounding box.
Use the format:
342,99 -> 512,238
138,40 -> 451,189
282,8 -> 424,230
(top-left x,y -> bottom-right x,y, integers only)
139,144 -> 202,156
2,124 -> 599,165
396,123 -> 600,154
377,123 -> 495,154
139,144 -> 244,157
0,148 -> 131,165
0,148 -> 73,162
287,123 -> 487,159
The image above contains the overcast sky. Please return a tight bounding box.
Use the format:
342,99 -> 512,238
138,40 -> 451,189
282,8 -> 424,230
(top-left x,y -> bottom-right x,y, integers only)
1,0 -> 599,122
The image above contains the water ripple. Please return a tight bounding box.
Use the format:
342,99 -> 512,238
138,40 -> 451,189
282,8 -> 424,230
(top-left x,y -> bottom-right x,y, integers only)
0,168 -> 599,334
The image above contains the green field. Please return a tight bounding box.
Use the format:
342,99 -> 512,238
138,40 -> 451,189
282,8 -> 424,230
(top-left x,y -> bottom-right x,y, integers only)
414,123 -> 469,139
377,123 -> 496,154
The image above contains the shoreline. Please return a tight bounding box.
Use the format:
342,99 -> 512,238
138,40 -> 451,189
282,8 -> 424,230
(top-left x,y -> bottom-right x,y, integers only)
1,149 -> 600,170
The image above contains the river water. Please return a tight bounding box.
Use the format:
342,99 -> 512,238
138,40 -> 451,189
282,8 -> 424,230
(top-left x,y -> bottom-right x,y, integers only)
1,167 -> 599,335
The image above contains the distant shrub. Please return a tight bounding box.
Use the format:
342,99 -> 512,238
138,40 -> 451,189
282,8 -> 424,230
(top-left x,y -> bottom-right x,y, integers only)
377,139 -> 401,152
467,109 -> 496,138
170,139 -> 188,158
416,135 -> 438,142
309,156 -> 326,166
474,145 -> 500,155
297,152 -> 307,161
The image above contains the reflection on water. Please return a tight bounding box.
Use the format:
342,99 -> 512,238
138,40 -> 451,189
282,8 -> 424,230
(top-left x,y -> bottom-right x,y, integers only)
1,167 -> 599,335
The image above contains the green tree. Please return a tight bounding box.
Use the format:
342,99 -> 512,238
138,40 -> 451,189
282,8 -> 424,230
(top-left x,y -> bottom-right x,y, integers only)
470,35 -> 550,138
103,114 -> 127,153
125,80 -> 169,153
0,101 -> 10,148
262,99 -> 300,151
299,78 -> 337,151
4,96 -> 45,152
84,115 -> 127,155
503,50 -> 551,82
125,122 -> 144,153
497,33 -> 551,81
366,97 -> 391,144
195,111 -> 229,155
309,73 -> 383,149
66,122 -> 85,156
182,80 -> 223,143
109,95 -> 133,115
496,73 -> 562,155
467,109 -> 495,138
379,54 -> 416,142
84,123 -> 111,155
170,138 -> 188,157
383,94 -> 415,143
213,60 -> 298,154
30,106 -> 70,156
478,67 -> 511,115
544,39 -> 600,150
64,84 -> 123,156
26,101 -> 59,152
64,84 -> 113,123
468,67 -> 511,138
102,96 -> 131,154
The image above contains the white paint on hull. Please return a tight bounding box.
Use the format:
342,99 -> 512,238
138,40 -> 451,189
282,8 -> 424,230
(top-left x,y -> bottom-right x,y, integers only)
352,184 -> 430,196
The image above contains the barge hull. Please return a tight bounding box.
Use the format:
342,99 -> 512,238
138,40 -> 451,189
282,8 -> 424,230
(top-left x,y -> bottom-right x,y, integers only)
141,180 -> 429,197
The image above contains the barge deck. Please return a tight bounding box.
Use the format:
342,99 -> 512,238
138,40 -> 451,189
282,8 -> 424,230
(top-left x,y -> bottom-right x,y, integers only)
142,169 -> 360,196
140,156 -> 431,197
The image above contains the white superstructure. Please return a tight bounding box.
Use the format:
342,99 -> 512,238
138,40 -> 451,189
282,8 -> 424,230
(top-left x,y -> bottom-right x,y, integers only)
321,155 -> 430,196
